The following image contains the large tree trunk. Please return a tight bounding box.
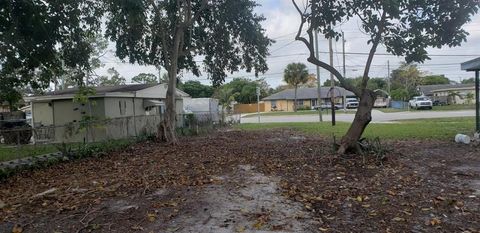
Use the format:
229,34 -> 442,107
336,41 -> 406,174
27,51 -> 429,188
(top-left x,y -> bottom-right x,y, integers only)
293,85 -> 298,112
161,66 -> 178,144
159,29 -> 184,144
338,89 -> 375,154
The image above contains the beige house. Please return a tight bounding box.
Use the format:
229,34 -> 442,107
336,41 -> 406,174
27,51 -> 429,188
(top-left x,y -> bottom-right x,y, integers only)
263,87 -> 356,112
31,84 -> 189,142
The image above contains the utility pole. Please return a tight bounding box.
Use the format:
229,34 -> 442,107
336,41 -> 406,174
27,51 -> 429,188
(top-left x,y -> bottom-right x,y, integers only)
342,31 -> 347,111
329,37 -> 336,126
387,60 -> 391,94
342,31 -> 346,79
256,86 -> 260,123
314,30 -> 323,122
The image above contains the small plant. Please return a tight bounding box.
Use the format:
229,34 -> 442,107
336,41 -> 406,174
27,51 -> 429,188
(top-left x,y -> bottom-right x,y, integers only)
357,137 -> 391,165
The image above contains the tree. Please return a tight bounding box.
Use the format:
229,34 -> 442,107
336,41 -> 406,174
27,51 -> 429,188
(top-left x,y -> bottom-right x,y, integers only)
104,0 -> 272,143
218,78 -> 270,104
465,92 -> 475,105
461,78 -> 476,84
283,63 -> 309,112
181,81 -> 214,98
95,68 -> 126,86
0,0 -> 103,93
323,79 -> 340,87
422,75 -> 450,85
214,87 -> 237,113
132,73 -> 159,84
292,0 -> 478,153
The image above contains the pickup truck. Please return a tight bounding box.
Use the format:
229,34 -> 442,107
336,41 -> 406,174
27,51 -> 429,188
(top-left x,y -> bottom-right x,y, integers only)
345,98 -> 359,109
409,96 -> 433,110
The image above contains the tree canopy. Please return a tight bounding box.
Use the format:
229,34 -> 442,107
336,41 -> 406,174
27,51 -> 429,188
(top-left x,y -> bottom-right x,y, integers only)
132,73 -> 159,84
217,78 -> 270,104
103,0 -> 272,87
180,81 -> 214,98
283,63 -> 309,88
95,68 -> 126,86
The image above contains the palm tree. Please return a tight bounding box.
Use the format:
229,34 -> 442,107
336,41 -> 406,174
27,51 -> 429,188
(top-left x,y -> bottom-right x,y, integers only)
283,63 -> 309,112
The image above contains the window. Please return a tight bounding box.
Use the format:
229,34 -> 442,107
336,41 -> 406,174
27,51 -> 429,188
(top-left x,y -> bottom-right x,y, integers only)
297,100 -> 304,106
271,100 -> 277,108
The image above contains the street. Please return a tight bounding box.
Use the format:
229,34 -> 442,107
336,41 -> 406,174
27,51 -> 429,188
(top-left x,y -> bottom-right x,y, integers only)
240,109 -> 476,123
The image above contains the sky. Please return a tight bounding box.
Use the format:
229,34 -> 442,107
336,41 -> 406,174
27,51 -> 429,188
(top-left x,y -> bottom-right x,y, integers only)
96,0 -> 480,88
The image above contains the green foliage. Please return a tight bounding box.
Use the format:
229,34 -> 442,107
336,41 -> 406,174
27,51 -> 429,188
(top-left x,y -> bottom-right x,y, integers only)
217,78 -> 270,104
323,79 -> 341,87
214,87 -> 237,112
103,0 -> 272,86
422,75 -> 450,85
390,89 -> 410,101
461,78 -> 476,84
181,81 -> 214,98
132,73 -> 158,84
308,0 -> 478,63
95,67 -> 126,86
283,63 -> 310,88
0,0 -> 103,90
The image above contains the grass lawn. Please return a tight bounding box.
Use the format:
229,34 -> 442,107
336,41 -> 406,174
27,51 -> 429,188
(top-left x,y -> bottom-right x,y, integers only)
378,104 -> 476,113
0,144 -> 59,162
237,117 -> 476,140
243,110 -> 356,118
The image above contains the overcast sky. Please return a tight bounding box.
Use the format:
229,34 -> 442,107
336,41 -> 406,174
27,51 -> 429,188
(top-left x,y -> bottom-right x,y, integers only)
96,0 -> 480,88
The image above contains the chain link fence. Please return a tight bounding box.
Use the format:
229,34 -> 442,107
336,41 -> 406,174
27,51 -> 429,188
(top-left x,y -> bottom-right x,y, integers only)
0,112 -> 240,162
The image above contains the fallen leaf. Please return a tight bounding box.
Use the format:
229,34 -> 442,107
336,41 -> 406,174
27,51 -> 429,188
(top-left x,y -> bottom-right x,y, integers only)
12,225 -> 23,233
392,217 -> 405,222
147,213 -> 157,222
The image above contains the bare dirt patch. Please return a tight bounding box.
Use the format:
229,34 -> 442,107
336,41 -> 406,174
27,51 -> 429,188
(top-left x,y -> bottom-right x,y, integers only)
0,130 -> 479,232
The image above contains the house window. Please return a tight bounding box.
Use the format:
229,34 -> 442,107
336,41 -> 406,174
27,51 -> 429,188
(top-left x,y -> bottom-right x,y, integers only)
297,100 -> 304,106
271,100 -> 277,110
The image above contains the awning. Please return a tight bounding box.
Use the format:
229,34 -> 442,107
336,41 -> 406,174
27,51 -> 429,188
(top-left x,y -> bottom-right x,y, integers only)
143,99 -> 165,108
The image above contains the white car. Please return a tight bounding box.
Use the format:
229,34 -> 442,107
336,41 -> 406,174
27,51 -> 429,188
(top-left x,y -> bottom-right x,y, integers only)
409,96 -> 433,110
345,98 -> 359,109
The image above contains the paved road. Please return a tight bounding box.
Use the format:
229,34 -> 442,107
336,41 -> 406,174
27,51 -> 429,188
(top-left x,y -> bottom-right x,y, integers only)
240,110 -> 476,124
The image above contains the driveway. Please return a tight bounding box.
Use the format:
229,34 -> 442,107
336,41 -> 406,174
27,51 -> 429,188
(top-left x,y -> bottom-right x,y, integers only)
240,109 -> 476,123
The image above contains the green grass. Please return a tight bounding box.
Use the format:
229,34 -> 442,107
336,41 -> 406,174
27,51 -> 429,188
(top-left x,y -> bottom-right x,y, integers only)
376,108 -> 407,113
431,104 -> 476,111
377,104 -> 476,113
243,110 -> 356,118
236,117 -> 476,140
0,144 -> 59,162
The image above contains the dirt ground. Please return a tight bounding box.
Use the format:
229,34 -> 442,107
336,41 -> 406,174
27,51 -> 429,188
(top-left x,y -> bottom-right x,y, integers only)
0,129 -> 479,233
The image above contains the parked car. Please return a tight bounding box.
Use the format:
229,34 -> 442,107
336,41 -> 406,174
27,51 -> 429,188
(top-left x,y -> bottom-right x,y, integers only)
345,98 -> 359,109
409,96 -> 433,110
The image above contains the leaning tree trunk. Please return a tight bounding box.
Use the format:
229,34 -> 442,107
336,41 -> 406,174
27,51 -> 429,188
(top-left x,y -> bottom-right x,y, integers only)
338,89 -> 375,154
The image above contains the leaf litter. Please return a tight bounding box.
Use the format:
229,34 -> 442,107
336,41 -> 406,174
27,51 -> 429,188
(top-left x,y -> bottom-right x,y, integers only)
0,130 -> 479,232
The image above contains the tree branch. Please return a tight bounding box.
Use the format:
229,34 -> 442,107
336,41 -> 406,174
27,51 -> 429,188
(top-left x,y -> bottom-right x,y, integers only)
291,0 -> 361,97
360,10 -> 387,89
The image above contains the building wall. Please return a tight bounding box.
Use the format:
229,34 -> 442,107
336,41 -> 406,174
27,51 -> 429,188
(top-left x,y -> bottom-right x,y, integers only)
433,89 -> 477,105
32,102 -> 54,126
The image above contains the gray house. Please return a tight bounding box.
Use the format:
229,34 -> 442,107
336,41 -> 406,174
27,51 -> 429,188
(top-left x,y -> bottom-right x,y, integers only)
31,84 -> 189,142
